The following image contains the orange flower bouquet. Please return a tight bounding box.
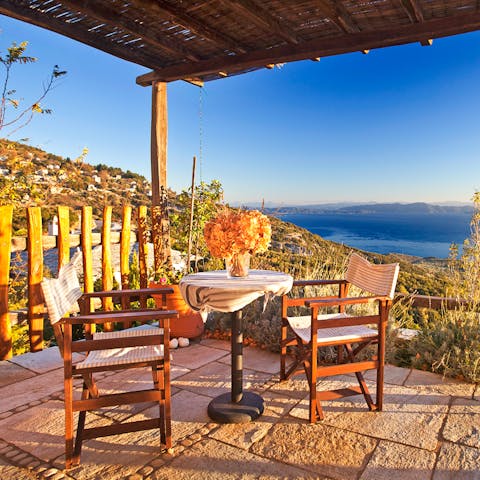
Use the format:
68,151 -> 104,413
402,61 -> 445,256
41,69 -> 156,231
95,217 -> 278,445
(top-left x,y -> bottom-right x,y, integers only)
204,209 -> 271,277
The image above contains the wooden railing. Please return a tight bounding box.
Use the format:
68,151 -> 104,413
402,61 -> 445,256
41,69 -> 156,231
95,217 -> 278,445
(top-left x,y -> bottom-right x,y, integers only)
0,204 -> 159,360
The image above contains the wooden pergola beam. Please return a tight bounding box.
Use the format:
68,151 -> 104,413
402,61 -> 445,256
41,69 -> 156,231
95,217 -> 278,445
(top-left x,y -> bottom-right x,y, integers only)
221,0 -> 300,44
399,0 -> 425,23
58,0 -> 202,61
315,0 -> 360,34
137,11 -> 480,84
130,0 -> 249,54
0,1 -> 160,71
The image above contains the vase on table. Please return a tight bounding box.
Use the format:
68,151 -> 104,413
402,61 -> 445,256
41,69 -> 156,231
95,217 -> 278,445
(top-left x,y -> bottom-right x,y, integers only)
225,252 -> 251,278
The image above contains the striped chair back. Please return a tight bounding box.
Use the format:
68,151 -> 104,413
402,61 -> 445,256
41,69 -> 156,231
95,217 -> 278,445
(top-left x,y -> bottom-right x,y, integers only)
345,253 -> 399,299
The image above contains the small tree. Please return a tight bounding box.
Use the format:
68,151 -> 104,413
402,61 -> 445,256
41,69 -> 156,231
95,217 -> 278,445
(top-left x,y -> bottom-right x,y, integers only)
170,179 -> 224,271
0,41 -> 66,139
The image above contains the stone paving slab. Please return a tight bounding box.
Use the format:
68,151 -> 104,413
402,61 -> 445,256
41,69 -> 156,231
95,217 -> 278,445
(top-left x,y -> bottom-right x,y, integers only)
0,368 -> 64,414
152,438 -> 322,480
289,383 -> 449,451
0,360 -> 36,387
250,419 -> 377,480
362,365 -> 412,386
433,442 -> 480,480
136,389 -> 211,443
217,347 -> 280,374
65,426 -> 165,479
405,369 -> 475,398
199,338 -> 231,351
170,344 -> 228,370
0,400 -> 107,463
209,391 -> 295,450
360,441 -> 436,480
8,347 -> 82,374
442,397 -> 480,448
173,361 -> 272,398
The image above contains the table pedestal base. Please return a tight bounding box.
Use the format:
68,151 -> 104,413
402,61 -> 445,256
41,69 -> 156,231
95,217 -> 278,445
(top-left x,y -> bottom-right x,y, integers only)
207,392 -> 264,423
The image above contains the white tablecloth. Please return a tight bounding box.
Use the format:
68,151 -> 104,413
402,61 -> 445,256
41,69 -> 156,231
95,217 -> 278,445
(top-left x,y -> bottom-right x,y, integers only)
179,270 -> 293,319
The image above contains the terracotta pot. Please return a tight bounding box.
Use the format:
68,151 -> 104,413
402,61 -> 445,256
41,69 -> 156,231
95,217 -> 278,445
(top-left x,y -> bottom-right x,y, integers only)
149,283 -> 204,339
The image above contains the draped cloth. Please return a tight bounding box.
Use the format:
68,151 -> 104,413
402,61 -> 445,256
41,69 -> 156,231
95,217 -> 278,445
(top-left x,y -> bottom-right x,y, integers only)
179,270 -> 293,321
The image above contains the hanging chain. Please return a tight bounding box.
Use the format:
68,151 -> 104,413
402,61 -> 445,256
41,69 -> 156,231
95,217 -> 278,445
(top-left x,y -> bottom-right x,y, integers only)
198,86 -> 204,184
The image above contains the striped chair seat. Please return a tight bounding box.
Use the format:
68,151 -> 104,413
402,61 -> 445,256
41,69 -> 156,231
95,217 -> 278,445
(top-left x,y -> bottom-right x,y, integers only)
76,327 -> 165,370
287,314 -> 377,344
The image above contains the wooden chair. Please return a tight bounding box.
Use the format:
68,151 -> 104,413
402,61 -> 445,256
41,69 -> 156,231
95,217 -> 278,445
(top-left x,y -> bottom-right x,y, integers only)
280,253 -> 399,423
41,259 -> 178,468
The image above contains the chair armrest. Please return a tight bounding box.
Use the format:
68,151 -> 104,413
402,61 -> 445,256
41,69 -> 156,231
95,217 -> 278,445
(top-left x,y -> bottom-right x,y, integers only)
80,287 -> 174,300
60,309 -> 178,325
305,296 -> 390,307
293,279 -> 347,287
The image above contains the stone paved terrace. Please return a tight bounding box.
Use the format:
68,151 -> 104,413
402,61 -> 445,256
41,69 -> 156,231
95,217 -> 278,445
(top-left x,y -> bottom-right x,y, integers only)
0,338 -> 479,480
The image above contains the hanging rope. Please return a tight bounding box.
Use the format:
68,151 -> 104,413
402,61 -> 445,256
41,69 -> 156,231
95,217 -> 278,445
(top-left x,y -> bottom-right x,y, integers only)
198,86 -> 204,184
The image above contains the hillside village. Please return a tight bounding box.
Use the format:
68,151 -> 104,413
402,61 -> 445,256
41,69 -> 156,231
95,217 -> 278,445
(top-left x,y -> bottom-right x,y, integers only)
0,140 -> 155,223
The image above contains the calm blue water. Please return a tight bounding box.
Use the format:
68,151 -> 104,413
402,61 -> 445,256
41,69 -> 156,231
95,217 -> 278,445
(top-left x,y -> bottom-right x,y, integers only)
279,213 -> 472,258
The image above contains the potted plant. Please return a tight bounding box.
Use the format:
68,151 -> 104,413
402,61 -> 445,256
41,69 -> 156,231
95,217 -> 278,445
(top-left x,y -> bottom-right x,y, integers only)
149,267 -> 204,340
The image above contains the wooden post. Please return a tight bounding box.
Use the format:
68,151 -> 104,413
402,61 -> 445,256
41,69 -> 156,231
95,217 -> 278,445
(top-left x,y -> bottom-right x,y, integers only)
138,206 -> 148,289
81,207 -> 94,335
0,205 -> 13,359
151,81 -> 172,274
102,206 -> 113,331
186,156 -> 196,274
138,206 -> 148,308
57,206 -> 70,270
120,206 -> 132,313
151,81 -> 168,204
120,206 -> 132,290
27,207 -> 44,352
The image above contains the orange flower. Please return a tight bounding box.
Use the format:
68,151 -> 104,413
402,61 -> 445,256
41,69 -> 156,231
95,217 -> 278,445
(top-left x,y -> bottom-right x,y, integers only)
204,209 -> 271,258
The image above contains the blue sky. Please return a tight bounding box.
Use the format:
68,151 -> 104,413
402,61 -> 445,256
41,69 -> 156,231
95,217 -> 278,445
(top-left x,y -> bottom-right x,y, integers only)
1,14 -> 480,205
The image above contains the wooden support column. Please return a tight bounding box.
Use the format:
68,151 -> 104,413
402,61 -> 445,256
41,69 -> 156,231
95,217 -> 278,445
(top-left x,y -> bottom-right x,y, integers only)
81,206 -> 95,335
150,80 -> 172,273
151,81 -> 168,203
102,206 -> 113,331
0,205 -> 13,360
57,206 -> 70,269
27,207 -> 44,352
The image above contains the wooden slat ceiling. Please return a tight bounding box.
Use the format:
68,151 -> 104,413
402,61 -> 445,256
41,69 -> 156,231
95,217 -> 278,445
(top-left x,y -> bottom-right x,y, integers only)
1,0 -> 480,86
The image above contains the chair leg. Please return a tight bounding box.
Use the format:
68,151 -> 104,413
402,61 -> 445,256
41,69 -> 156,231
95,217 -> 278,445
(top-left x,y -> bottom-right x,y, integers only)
303,352 -> 323,423
151,366 -> 166,448
64,374 -> 74,469
344,344 -> 375,411
337,345 -> 344,364
163,361 -> 172,451
83,372 -> 99,398
72,381 -> 91,466
376,356 -> 385,411
280,322 -> 288,380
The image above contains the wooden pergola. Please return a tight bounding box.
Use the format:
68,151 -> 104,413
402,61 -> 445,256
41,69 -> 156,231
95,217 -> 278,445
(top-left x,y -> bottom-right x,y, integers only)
2,0 -> 480,262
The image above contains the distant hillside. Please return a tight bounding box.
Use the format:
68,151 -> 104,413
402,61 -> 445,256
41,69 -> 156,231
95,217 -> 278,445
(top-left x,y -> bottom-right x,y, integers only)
265,202 -> 472,215
0,139 -> 166,230
0,140 -> 450,297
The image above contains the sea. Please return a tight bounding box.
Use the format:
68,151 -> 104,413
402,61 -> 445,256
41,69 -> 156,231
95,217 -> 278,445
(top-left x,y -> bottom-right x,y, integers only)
278,212 -> 472,258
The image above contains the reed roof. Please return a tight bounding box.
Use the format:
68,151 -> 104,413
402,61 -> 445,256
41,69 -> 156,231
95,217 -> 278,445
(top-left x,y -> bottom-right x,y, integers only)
2,1 -> 480,86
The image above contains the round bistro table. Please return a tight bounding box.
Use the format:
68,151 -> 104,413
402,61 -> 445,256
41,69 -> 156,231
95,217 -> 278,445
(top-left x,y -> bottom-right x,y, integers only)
179,270 -> 293,423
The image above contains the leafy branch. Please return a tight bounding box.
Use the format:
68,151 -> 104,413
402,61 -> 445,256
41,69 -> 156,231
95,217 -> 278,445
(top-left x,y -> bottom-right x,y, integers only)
0,41 -> 66,138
